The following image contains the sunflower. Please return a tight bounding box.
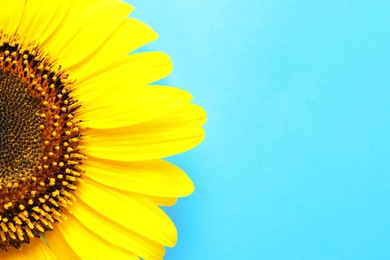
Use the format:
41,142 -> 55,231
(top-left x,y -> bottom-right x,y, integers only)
0,0 -> 205,259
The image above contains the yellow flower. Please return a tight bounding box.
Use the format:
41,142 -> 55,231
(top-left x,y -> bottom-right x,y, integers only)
0,0 -> 205,259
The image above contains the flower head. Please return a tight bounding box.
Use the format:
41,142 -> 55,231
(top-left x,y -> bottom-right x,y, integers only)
0,0 -> 205,258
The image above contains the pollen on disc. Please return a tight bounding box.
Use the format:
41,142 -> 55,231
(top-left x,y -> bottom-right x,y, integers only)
0,35 -> 85,252
0,71 -> 43,182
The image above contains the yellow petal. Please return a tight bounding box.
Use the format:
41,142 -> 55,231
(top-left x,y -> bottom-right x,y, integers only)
45,227 -> 80,260
80,86 -> 192,129
72,199 -> 165,259
85,158 -> 194,197
73,52 -> 172,97
70,18 -> 158,72
0,0 -> 25,35
56,216 -> 139,259
17,0 -> 72,45
0,246 -> 26,260
145,196 -> 178,207
21,238 -> 57,260
41,0 -> 133,68
84,104 -> 206,161
76,179 -> 178,247
0,238 -> 56,260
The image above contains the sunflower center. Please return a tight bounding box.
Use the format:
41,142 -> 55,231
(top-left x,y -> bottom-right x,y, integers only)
0,35 -> 85,252
0,71 -> 43,182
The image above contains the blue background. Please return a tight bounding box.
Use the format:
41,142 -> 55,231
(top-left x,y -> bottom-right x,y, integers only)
128,1 -> 390,259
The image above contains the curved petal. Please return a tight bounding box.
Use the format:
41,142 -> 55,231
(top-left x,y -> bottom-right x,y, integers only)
85,158 -> 194,197
0,247 -> 26,260
41,0 -> 133,68
84,104 -> 206,161
21,238 -> 57,260
56,216 -> 139,259
80,86 -> 192,129
0,0 -> 25,35
0,238 -> 56,260
145,196 -> 178,207
45,228 -> 80,260
72,199 -> 165,259
70,18 -> 158,72
76,178 -> 178,247
73,52 -> 172,97
17,0 -> 72,45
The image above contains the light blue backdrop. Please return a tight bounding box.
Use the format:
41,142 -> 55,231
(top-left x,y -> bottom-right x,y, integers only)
127,1 -> 390,259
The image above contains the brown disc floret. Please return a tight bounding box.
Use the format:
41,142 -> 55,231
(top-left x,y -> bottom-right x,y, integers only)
0,34 -> 85,251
